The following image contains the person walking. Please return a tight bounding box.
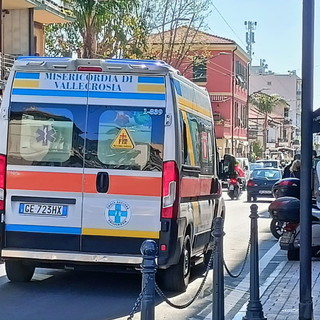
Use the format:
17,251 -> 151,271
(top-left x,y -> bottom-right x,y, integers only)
283,154 -> 300,178
290,159 -> 301,179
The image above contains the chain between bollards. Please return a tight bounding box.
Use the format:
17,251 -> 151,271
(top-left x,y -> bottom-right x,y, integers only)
212,216 -> 225,320
140,239 -> 157,320
243,204 -> 267,320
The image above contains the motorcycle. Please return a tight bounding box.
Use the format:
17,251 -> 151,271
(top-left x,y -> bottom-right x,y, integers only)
269,177 -> 300,239
269,196 -> 320,260
227,177 -> 242,200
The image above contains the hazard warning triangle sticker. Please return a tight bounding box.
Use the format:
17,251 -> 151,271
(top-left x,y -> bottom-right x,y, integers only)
111,128 -> 135,149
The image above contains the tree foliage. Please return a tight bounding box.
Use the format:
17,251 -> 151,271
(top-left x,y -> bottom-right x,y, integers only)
249,92 -> 287,115
45,0 -> 147,58
139,0 -> 212,72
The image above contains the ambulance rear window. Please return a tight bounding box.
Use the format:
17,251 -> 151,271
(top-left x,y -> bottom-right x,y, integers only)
85,106 -> 164,171
7,102 -> 85,167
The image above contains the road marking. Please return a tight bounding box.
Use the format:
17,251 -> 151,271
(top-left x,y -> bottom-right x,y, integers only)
231,261 -> 286,319
200,241 -> 281,319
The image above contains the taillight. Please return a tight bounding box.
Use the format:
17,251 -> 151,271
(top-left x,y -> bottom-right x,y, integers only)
247,180 -> 255,187
230,178 -> 237,184
0,155 -> 6,211
77,66 -> 103,72
161,161 -> 179,219
284,222 -> 299,232
278,180 -> 295,186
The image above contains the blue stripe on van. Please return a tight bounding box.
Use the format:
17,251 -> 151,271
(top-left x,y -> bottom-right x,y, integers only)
5,224 -> 81,235
12,89 -> 88,97
89,91 -> 165,100
138,77 -> 165,84
12,88 -> 166,100
15,72 -> 40,80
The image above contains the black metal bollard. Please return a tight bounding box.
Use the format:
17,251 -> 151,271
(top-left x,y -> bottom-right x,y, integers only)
140,240 -> 157,320
212,216 -> 225,320
243,204 -> 267,320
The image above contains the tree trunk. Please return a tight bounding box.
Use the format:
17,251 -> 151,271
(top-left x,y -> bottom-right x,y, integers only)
263,112 -> 268,155
82,25 -> 97,58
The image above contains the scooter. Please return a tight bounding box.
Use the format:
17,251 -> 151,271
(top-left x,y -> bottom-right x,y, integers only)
227,177 -> 242,200
269,196 -> 320,260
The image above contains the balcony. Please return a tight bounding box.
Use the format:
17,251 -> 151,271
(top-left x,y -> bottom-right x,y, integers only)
0,53 -> 16,90
3,0 -> 73,24
34,0 -> 74,24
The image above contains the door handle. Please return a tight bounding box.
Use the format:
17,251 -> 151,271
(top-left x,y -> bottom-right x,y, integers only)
96,172 -> 109,193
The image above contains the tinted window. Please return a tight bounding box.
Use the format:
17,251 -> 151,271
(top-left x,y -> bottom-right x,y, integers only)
85,106 -> 164,171
252,169 -> 281,179
185,112 -> 214,175
8,102 -> 85,167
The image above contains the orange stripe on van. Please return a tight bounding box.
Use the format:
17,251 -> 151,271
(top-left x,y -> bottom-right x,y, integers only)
180,177 -> 212,197
84,175 -> 162,196
7,171 -> 162,197
6,171 -> 83,192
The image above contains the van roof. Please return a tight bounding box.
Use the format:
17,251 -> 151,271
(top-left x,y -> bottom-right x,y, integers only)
13,57 -> 179,74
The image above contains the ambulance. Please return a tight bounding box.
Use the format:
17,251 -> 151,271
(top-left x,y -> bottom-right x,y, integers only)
0,57 -> 225,292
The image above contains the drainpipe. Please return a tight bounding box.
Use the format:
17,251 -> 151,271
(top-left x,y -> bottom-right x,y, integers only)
28,8 -> 34,56
231,46 -> 237,155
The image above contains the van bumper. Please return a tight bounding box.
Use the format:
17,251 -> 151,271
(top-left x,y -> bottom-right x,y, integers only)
1,249 -> 143,265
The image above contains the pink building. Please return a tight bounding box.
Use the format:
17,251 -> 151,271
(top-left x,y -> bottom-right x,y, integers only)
149,27 -> 250,157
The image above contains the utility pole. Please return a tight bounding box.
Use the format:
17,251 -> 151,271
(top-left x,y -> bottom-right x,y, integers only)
244,21 -> 257,59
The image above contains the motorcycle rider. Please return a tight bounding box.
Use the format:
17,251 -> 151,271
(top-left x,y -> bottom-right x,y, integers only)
234,160 -> 246,188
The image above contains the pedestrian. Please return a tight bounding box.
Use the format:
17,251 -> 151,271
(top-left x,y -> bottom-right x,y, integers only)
283,154 -> 300,178
290,159 -> 301,179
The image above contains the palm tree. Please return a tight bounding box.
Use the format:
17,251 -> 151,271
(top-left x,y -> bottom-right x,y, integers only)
250,92 -> 288,153
53,0 -> 144,58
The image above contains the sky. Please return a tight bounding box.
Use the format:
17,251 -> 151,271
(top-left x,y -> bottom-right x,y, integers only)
207,0 -> 320,109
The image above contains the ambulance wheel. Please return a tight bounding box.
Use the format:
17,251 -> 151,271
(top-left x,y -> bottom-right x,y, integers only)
287,249 -> 300,261
161,235 -> 191,292
5,260 -> 35,282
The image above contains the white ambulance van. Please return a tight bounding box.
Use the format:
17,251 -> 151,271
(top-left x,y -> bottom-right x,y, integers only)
0,57 -> 224,292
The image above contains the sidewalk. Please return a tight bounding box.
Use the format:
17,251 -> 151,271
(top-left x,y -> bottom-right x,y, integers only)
234,258 -> 320,320
199,244 -> 320,320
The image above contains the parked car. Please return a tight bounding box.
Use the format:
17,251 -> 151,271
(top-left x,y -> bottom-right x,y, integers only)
246,168 -> 282,202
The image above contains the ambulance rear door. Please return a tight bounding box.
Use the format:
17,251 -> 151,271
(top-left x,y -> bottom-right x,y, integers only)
81,74 -> 166,258
5,70 -> 88,252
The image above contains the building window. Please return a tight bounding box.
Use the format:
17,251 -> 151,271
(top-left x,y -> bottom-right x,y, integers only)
235,61 -> 248,89
284,108 -> 289,118
267,81 -> 272,86
193,56 -> 207,82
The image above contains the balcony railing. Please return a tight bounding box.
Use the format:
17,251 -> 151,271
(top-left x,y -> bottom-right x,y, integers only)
0,53 -> 17,90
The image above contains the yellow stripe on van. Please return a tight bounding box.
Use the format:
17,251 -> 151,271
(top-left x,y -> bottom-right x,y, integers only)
137,84 -> 165,93
181,111 -> 195,165
13,80 -> 40,88
82,228 -> 160,239
178,97 -> 211,117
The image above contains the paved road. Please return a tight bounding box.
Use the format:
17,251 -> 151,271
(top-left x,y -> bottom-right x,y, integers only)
0,191 -> 276,320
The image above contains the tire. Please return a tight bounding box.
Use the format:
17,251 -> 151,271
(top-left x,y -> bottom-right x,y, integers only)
287,249 -> 300,261
270,218 -> 284,239
253,196 -> 258,202
5,260 -> 35,282
247,194 -> 251,202
161,235 -> 191,292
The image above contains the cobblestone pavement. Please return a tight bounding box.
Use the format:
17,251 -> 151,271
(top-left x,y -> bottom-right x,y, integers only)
260,259 -> 320,320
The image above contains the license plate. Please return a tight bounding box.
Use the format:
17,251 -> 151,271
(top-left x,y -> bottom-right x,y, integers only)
19,203 -> 68,216
280,232 -> 293,244
259,190 -> 272,194
229,185 -> 234,190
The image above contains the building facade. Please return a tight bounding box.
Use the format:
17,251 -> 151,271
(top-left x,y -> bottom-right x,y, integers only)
249,71 -> 302,147
148,27 -> 250,157
0,0 -> 72,89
